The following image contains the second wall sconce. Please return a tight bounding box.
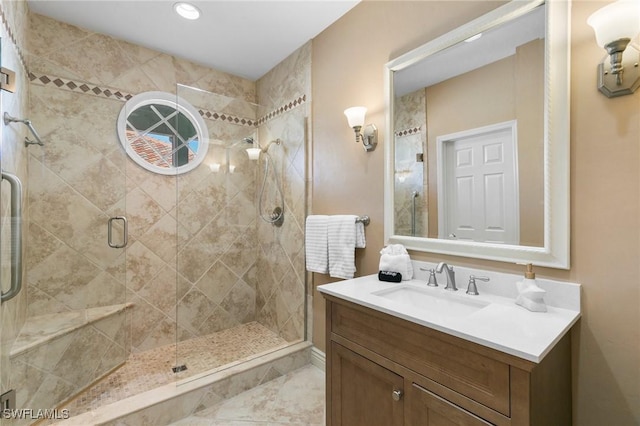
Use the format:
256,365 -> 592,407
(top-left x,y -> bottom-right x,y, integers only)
344,106 -> 377,152
587,0 -> 640,98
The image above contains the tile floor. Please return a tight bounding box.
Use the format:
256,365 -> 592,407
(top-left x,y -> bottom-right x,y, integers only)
170,365 -> 325,425
62,322 -> 290,417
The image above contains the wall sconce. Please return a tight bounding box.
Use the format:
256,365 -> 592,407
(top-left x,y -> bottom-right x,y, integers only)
344,106 -> 377,152
587,0 -> 640,97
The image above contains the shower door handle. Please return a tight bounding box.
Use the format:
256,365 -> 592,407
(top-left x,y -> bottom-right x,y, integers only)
1,170 -> 23,303
108,216 -> 128,249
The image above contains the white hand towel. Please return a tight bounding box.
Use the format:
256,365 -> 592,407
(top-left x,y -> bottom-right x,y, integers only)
328,215 -> 358,279
355,221 -> 366,248
305,215 -> 329,274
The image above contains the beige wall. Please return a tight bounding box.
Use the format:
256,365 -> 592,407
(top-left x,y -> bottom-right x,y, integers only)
311,1 -> 639,424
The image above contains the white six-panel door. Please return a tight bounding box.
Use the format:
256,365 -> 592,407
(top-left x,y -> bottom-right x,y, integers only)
437,121 -> 519,244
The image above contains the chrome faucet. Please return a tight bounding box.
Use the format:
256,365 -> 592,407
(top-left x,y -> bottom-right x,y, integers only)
436,262 -> 457,291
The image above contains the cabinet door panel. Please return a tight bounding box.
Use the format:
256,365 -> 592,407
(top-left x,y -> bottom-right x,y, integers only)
331,342 -> 404,426
408,383 -> 494,426
331,302 -> 510,415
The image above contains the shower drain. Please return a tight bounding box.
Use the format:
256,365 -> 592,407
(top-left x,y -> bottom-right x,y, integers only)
172,364 -> 188,373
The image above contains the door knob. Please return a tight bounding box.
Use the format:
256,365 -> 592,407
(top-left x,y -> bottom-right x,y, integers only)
392,389 -> 403,401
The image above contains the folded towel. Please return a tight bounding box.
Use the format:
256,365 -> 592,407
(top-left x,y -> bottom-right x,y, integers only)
305,215 -> 329,274
328,215 -> 358,279
379,244 -> 413,280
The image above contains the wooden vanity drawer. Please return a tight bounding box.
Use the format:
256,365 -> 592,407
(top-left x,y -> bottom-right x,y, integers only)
330,300 -> 511,416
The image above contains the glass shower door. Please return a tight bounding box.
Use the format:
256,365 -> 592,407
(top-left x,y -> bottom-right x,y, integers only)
173,84 -> 264,380
0,74 -> 130,419
0,36 -> 8,421
173,84 -> 308,384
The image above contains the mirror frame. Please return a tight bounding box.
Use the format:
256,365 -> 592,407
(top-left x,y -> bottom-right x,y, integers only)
383,0 -> 570,269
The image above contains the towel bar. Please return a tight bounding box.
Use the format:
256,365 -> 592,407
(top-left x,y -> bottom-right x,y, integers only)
356,216 -> 370,226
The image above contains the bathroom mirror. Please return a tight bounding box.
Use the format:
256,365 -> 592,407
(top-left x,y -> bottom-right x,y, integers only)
117,91 -> 209,175
384,0 -> 570,269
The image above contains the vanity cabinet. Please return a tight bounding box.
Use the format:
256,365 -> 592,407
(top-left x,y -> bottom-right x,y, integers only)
324,295 -> 572,426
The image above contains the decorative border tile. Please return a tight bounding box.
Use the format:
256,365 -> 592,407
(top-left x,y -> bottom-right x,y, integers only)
29,72 -> 134,101
199,108 -> 258,127
395,126 -> 422,137
29,72 -> 306,128
257,95 -> 307,125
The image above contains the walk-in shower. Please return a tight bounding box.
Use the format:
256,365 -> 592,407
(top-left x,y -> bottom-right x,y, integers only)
1,53 -> 309,424
0,4 -> 312,421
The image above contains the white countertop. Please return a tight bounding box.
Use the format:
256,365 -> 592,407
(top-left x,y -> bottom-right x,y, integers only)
318,273 -> 581,363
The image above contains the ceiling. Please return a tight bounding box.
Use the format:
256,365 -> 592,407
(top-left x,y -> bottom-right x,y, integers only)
27,0 -> 360,81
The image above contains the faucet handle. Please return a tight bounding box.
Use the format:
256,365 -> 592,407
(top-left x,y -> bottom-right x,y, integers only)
467,275 -> 490,296
427,269 -> 438,287
419,267 -> 439,287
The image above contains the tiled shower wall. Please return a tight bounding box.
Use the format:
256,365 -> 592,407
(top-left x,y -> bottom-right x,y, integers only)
393,89 -> 427,237
25,11 -> 263,353
25,11 -> 308,347
255,43 -> 310,342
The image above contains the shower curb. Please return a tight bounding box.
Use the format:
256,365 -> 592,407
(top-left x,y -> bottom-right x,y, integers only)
51,341 -> 312,426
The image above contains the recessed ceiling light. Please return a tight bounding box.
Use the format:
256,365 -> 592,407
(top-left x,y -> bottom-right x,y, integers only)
174,2 -> 201,20
464,33 -> 483,43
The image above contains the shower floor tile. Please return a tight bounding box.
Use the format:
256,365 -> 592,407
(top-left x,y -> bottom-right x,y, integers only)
63,322 -> 289,417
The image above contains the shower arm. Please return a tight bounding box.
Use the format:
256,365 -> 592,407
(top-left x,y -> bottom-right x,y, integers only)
3,112 -> 45,147
260,138 -> 281,153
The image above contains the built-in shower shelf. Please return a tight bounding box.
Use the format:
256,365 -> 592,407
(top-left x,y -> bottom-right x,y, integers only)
10,303 -> 134,358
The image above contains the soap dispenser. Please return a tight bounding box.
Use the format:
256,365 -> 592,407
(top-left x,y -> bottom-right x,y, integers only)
515,264 -> 547,312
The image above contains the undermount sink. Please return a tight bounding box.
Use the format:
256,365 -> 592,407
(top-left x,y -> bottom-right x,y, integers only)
372,285 -> 490,318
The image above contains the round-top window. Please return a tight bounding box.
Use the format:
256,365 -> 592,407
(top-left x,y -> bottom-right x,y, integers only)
117,91 -> 209,175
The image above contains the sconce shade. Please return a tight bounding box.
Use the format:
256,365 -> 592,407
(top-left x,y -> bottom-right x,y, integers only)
246,148 -> 261,161
344,106 -> 367,128
587,0 -> 640,47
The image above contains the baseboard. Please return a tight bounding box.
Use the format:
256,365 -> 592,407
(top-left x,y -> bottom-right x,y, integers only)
311,346 -> 326,371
